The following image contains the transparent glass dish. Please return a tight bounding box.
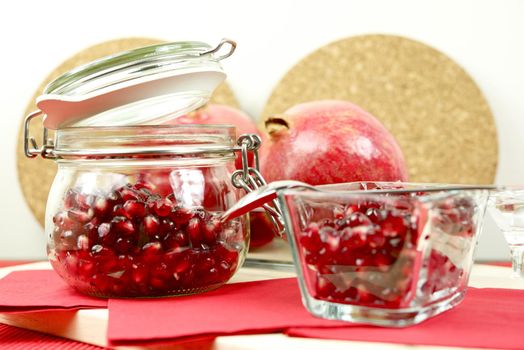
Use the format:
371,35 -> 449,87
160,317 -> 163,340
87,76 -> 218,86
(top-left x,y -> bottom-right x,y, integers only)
277,182 -> 490,327
488,187 -> 524,278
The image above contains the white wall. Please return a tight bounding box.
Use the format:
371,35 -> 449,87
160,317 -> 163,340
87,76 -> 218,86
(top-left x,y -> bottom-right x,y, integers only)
0,0 -> 522,260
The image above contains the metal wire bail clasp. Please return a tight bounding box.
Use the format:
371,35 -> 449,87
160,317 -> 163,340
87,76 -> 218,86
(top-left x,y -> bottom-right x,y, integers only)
232,134 -> 286,237
24,110 -> 56,159
201,38 -> 237,61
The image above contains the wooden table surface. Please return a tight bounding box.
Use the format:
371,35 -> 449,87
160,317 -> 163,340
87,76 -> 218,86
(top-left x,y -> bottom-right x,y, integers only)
0,256 -> 522,350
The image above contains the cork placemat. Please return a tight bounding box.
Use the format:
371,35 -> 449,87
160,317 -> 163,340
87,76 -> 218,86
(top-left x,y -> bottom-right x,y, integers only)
262,34 -> 498,185
16,38 -> 239,227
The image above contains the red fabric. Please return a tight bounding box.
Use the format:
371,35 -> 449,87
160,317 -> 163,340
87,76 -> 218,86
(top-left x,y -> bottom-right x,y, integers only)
108,278 -> 345,346
0,323 -> 104,349
109,277 -> 524,349
0,270 -> 107,312
1,269 -> 523,349
286,287 -> 524,349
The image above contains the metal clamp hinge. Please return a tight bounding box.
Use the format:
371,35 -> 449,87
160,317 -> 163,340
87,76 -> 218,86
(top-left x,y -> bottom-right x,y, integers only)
24,110 -> 56,159
232,134 -> 286,237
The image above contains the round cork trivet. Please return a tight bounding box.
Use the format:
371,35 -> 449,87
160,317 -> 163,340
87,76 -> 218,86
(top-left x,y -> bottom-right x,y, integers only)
16,38 -> 239,227
262,34 -> 498,185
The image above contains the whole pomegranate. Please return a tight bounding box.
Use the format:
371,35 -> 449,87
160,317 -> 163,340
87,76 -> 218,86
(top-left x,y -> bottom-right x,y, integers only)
248,209 -> 276,248
167,104 -> 262,170
164,104 -> 277,248
260,100 -> 408,184
169,104 -> 260,136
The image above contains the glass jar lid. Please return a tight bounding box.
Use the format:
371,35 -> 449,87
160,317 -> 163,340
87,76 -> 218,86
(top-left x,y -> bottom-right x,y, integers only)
36,39 -> 236,129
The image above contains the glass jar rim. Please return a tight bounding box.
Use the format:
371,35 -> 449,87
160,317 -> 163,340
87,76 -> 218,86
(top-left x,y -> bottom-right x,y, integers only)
53,124 -> 238,159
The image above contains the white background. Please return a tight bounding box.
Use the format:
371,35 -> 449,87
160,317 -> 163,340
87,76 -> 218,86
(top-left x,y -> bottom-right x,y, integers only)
0,0 -> 522,260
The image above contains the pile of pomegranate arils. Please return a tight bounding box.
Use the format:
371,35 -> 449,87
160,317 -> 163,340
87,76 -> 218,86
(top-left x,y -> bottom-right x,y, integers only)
297,191 -> 475,309
50,181 -> 243,297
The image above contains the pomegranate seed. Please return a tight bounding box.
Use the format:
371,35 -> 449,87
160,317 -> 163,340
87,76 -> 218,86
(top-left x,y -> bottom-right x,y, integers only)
93,197 -> 111,218
142,242 -> 163,264
112,217 -> 135,237
64,253 -> 79,274
107,190 -> 122,203
300,223 -> 322,251
53,212 -> 65,225
203,219 -> 221,245
176,232 -> 190,246
158,218 -> 175,237
333,206 -> 345,219
368,231 -> 386,248
83,222 -> 98,242
68,208 -> 94,223
150,198 -> 172,217
187,218 -> 202,246
380,215 -> 407,237
134,181 -> 156,191
344,204 -> 359,216
324,233 -> 340,252
315,276 -> 336,298
171,207 -> 194,225
115,237 -> 135,254
164,231 -> 189,250
366,207 -> 384,223
150,277 -> 167,290
64,189 -> 78,209
374,253 -> 392,271
357,285 -> 375,304
97,223 -> 115,246
131,263 -> 148,285
78,259 -> 96,278
152,262 -> 170,279
123,200 -> 147,218
76,194 -> 95,210
77,235 -> 90,251
348,212 -> 372,227
91,244 -> 104,254
173,255 -> 191,274
118,186 -> 141,201
113,204 -> 132,219
59,229 -> 74,241
143,215 -> 160,237
317,225 -> 335,241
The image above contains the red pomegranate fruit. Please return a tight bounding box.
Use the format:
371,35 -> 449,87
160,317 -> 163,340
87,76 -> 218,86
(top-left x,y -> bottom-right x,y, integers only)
165,104 -> 277,248
165,103 -> 263,169
248,209 -> 277,248
170,104 -> 260,136
260,100 -> 408,184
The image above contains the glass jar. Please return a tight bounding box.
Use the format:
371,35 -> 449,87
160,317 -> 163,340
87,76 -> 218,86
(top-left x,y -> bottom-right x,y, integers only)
45,125 -> 249,297
23,39 -> 260,297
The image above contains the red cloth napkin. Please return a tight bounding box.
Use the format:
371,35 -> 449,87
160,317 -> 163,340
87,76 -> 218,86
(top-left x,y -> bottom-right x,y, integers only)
286,287 -> 524,350
108,278 -> 345,346
109,278 -> 524,349
0,270 -> 107,313
0,323 -> 104,350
